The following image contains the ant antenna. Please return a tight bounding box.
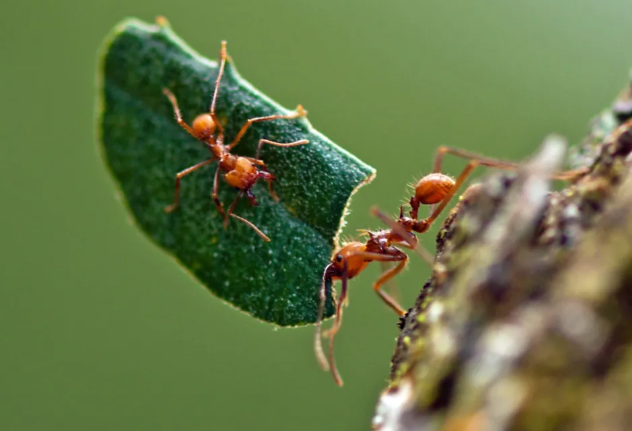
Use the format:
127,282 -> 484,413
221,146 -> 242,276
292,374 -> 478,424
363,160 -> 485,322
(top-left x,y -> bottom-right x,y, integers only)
314,271 -> 333,371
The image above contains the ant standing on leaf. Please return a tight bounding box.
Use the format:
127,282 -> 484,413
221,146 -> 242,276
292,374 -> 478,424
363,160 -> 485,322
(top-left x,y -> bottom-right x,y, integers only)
314,146 -> 588,386
162,40 -> 309,242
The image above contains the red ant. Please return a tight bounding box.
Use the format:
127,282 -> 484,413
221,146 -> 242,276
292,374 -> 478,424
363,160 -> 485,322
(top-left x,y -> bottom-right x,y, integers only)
314,146 -> 587,386
313,220 -> 418,386
162,41 -> 309,242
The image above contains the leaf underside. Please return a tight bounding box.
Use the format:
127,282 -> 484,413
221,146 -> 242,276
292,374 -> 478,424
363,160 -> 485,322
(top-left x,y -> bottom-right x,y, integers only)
97,19 -> 375,326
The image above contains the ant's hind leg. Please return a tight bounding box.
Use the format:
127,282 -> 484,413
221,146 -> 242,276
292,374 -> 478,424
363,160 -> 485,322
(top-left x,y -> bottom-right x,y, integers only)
225,191 -> 270,241
432,146 -> 520,174
225,190 -> 243,227
229,214 -> 270,242
165,158 -> 216,213
432,145 -> 587,182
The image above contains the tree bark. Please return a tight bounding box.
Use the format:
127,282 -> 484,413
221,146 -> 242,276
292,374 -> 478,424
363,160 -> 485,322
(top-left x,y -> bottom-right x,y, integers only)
373,77 -> 632,431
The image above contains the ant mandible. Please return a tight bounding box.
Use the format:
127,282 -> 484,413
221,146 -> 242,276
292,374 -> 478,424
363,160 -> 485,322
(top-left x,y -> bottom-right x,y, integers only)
314,146 -> 588,386
162,41 -> 309,242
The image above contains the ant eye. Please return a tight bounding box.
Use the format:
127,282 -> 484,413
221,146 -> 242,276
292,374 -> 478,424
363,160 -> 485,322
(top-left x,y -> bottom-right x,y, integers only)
336,255 -> 343,263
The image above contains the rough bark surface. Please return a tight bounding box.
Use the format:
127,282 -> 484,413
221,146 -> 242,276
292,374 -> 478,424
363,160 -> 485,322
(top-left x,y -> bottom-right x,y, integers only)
373,77 -> 632,431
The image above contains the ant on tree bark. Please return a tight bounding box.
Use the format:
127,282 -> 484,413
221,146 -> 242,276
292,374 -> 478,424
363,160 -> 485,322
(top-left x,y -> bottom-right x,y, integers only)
315,145 -> 590,386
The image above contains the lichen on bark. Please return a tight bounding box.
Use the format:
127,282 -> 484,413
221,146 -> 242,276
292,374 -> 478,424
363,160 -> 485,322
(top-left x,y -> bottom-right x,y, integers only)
374,76 -> 632,431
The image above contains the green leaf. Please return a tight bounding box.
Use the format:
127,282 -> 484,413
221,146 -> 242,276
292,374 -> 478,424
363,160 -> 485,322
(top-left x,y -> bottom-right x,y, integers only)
97,18 -> 375,327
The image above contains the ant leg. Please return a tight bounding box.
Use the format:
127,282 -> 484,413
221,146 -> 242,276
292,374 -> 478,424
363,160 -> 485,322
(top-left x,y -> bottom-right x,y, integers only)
165,158 -> 216,213
346,251 -> 409,315
432,146 -> 519,174
433,146 -> 587,180
373,257 -> 408,316
255,138 -> 309,160
260,176 -> 281,203
370,207 -> 435,266
428,146 -> 588,216
225,191 -> 270,241
268,181 -> 280,202
225,191 -> 243,223
380,261 -> 402,307
163,89 -> 196,138
426,146 -> 512,215
227,105 -> 307,151
257,139 -> 309,201
229,214 -> 270,242
246,139 -> 308,201
209,41 -> 228,137
211,165 -> 228,224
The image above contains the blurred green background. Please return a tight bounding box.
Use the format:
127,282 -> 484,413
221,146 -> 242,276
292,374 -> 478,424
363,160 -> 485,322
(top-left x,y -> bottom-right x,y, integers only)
1,1 -> 631,430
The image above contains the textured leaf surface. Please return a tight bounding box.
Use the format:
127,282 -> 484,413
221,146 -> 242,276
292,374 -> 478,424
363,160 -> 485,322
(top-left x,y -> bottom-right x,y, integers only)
97,19 -> 375,326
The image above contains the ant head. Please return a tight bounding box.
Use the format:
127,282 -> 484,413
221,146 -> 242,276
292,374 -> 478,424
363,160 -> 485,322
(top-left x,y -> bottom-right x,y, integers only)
192,114 -> 216,140
330,242 -> 367,277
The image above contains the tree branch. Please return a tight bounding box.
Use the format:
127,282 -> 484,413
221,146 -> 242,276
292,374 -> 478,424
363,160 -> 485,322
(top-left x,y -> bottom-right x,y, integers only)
373,76 -> 632,431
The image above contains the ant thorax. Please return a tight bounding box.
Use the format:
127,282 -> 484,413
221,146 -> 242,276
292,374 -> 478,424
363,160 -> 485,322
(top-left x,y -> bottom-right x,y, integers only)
218,153 -> 238,172
364,231 -> 390,252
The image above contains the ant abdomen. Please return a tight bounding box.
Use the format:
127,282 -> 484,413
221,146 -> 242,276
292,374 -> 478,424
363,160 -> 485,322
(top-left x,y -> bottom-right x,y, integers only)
415,173 -> 455,205
224,157 -> 258,189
